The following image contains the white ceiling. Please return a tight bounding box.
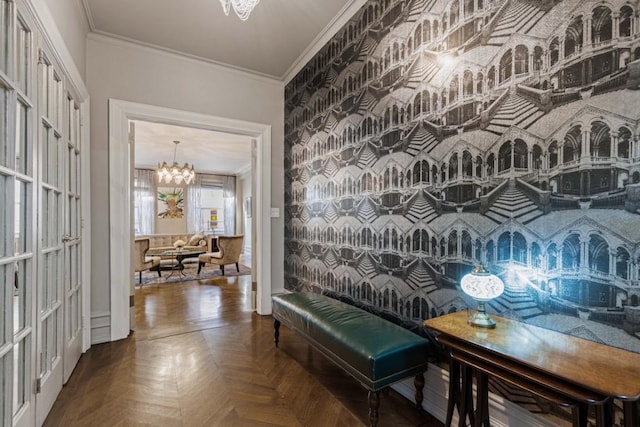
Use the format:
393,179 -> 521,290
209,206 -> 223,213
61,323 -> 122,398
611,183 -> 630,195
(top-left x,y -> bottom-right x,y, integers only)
84,0 -> 355,174
133,120 -> 253,176
84,0 -> 352,79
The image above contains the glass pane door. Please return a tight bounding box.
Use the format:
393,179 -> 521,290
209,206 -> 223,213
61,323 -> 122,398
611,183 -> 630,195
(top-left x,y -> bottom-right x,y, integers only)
35,54 -> 64,426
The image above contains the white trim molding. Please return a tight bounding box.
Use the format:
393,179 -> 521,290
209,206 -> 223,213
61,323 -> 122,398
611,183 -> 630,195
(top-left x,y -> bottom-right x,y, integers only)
108,99 -> 273,341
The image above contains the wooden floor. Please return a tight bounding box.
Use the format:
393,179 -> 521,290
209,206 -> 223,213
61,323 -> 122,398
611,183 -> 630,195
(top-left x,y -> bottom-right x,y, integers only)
44,274 -> 442,426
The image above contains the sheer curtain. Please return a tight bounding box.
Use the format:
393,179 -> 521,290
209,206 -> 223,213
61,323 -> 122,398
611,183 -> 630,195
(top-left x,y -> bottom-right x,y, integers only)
223,175 -> 236,235
187,174 -> 203,233
134,169 -> 156,235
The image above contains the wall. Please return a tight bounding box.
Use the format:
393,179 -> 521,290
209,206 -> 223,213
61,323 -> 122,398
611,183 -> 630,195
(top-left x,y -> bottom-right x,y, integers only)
239,169 -> 253,257
87,34 -> 284,339
42,0 -> 89,80
284,0 -> 640,418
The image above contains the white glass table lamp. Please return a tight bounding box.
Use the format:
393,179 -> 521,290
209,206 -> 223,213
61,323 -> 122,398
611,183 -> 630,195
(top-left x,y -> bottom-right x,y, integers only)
460,263 -> 504,328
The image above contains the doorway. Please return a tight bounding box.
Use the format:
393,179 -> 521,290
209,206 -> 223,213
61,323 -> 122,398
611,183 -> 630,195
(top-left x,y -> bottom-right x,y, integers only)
108,100 -> 272,341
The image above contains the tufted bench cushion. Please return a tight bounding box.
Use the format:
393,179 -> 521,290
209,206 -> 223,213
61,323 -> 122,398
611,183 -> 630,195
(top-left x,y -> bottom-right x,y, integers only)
272,292 -> 430,426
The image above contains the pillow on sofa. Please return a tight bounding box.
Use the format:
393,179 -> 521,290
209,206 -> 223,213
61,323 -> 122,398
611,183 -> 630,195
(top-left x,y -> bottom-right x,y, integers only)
188,233 -> 204,246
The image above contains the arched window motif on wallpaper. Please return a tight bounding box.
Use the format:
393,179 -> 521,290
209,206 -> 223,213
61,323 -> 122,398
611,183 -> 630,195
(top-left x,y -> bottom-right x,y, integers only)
410,297 -> 429,320
618,127 -> 631,159
591,121 -> 611,158
500,49 -> 512,83
498,233 -> 511,262
448,230 -> 457,256
562,234 -> 581,270
514,45 -> 528,75
592,6 -> 612,44
616,247 -> 631,279
532,144 -> 543,170
565,16 -> 583,58
512,232 -> 527,264
449,75 -> 459,103
547,243 -> 558,270
450,0 -> 459,27
531,243 -> 542,268
498,142 -> 511,172
514,139 -> 527,169
549,141 -> 559,168
448,153 -> 458,180
463,70 -> 473,97
564,125 -> 582,163
475,155 -> 483,177
412,160 -> 430,185
589,234 -> 609,274
461,231 -> 472,259
462,151 -> 473,177
620,6 -> 633,38
533,46 -> 544,71
412,229 -> 429,253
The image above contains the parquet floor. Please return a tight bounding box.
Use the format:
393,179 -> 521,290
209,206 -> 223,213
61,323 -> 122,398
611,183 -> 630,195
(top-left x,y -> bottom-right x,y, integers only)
44,274 -> 442,427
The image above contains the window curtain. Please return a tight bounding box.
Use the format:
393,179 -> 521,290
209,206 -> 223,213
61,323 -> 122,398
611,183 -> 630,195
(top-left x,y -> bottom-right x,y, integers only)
187,174 -> 203,234
134,169 -> 156,235
223,175 -> 236,235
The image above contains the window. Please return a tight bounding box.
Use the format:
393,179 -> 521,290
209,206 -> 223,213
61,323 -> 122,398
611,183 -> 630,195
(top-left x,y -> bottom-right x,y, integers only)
198,186 -> 225,234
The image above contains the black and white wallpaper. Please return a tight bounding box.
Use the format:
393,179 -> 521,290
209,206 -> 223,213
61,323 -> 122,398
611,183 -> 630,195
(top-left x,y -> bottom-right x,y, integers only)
284,0 -> 640,359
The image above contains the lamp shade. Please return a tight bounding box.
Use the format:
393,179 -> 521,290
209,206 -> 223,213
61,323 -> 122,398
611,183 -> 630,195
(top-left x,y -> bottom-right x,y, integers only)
461,264 -> 504,301
460,263 -> 504,328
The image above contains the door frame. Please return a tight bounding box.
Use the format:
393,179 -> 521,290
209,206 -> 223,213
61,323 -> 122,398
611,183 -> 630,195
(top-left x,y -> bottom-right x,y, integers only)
108,99 -> 272,341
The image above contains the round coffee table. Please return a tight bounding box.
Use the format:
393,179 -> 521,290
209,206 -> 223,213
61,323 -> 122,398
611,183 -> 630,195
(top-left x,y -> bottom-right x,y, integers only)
157,249 -> 206,280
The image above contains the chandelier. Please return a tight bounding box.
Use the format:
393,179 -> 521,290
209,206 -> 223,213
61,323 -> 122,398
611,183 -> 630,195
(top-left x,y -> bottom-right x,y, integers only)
157,140 -> 195,185
219,0 -> 260,21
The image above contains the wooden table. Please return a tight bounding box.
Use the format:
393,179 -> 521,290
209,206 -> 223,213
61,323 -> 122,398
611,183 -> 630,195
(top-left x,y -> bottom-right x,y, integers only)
424,311 -> 640,427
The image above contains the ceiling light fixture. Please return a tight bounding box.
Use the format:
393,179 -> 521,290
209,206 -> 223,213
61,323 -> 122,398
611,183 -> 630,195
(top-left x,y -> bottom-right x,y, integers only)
219,0 -> 260,21
157,140 -> 195,185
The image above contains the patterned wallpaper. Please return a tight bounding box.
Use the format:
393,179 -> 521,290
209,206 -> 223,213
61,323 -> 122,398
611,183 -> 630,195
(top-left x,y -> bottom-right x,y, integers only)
284,0 -> 640,356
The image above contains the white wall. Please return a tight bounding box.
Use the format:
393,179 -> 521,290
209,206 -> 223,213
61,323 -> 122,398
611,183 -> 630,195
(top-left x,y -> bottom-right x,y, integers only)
42,0 -> 89,80
239,169 -> 252,257
87,34 -> 284,340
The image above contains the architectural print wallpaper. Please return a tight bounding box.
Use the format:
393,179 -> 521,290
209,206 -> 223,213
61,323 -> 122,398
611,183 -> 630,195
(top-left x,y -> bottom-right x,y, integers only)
284,0 -> 640,364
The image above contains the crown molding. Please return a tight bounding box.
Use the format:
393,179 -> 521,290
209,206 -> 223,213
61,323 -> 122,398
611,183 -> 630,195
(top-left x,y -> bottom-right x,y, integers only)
80,0 -> 96,31
88,32 -> 285,87
236,163 -> 252,177
281,0 -> 366,84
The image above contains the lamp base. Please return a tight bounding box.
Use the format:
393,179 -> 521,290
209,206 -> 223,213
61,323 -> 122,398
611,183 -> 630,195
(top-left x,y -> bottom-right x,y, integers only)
467,310 -> 496,328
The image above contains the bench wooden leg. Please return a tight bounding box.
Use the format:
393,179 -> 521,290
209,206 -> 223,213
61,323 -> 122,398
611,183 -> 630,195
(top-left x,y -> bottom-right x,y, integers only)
274,319 -> 280,347
197,261 -> 204,274
414,372 -> 425,411
368,390 -> 380,427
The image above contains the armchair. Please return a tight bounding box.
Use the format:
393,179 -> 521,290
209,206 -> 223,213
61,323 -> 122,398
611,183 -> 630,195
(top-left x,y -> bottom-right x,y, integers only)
134,238 -> 162,284
197,235 -> 244,276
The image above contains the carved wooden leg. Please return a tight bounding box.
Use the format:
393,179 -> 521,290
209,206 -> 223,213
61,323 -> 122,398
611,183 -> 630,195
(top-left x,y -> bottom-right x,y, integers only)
236,262 -> 240,272
197,261 -> 204,274
623,400 -> 639,427
445,358 -> 460,427
459,364 -> 475,427
475,371 -> 489,427
139,271 -> 142,284
414,372 -> 425,412
368,390 -> 380,427
221,265 -> 225,275
274,319 -> 280,347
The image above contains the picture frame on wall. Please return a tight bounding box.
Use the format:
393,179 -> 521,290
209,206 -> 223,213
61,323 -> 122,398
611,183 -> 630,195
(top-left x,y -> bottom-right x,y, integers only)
157,187 -> 184,219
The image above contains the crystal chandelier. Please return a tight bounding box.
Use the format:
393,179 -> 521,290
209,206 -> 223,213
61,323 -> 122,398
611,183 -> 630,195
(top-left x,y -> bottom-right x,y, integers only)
157,141 -> 195,185
219,0 -> 260,21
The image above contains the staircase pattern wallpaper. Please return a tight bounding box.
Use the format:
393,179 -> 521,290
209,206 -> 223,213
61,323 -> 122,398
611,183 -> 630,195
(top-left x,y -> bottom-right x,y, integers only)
284,0 -> 640,372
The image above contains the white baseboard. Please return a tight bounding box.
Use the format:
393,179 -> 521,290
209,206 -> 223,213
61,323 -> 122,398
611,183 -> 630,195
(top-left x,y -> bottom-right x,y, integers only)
91,311 -> 112,345
392,363 -> 561,427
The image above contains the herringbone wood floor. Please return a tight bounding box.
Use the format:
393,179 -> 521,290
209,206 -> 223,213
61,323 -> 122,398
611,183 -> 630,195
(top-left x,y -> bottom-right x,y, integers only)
44,274 -> 441,427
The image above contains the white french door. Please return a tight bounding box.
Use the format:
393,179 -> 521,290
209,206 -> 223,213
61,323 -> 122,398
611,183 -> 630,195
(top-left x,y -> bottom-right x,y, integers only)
0,2 -> 85,426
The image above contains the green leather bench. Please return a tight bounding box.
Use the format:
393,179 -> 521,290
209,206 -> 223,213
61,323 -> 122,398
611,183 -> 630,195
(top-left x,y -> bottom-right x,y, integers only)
272,292 -> 430,427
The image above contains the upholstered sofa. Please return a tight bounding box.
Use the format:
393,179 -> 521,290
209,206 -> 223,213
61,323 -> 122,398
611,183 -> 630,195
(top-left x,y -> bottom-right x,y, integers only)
138,233 -> 217,256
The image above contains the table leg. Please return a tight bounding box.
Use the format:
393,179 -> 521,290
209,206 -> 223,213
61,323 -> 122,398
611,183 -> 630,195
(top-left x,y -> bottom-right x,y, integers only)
475,371 -> 490,427
165,255 -> 186,280
623,400 -> 639,427
459,364 -> 475,427
445,358 -> 460,427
